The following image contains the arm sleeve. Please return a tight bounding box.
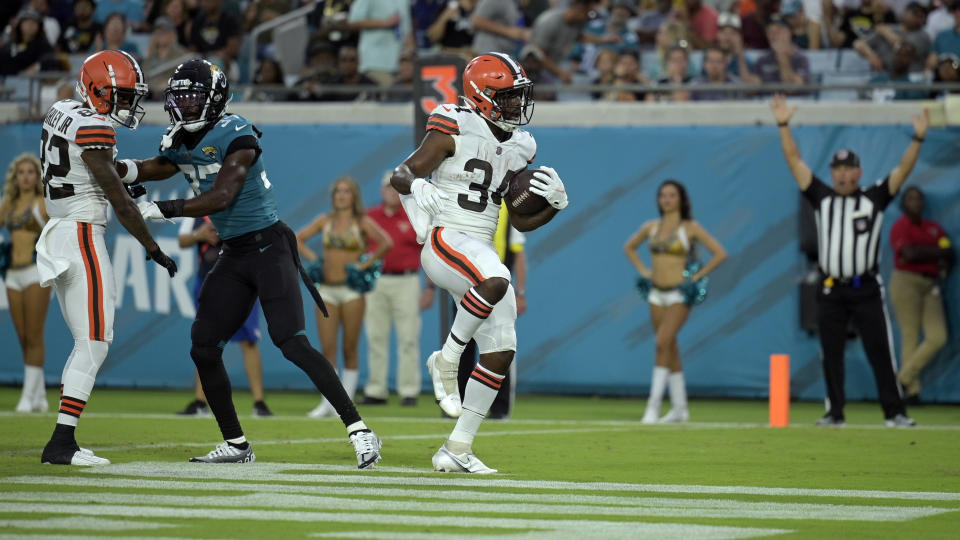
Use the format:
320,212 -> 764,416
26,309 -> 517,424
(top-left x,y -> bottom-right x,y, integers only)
74,124 -> 117,150
348,0 -> 369,23
801,175 -> 833,206
425,107 -> 460,135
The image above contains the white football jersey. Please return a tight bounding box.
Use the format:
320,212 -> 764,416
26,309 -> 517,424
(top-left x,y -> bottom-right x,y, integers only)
427,104 -> 536,242
40,99 -> 118,226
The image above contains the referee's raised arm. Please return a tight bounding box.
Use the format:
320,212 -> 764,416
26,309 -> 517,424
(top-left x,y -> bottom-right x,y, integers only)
770,94 -> 812,190
887,108 -> 930,196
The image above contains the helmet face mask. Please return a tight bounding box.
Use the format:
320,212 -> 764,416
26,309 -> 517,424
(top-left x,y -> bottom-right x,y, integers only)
110,86 -> 147,129
490,83 -> 534,127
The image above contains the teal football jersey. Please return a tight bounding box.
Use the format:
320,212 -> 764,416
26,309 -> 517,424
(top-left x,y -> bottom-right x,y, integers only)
161,114 -> 278,239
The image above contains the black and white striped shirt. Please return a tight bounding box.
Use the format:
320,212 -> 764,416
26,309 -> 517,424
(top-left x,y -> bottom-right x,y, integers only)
803,175 -> 895,279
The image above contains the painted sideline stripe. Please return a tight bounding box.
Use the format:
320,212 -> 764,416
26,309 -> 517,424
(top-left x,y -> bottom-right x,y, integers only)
0,517 -> 174,531
0,490 -> 947,522
79,462 -> 960,502
0,502 -> 791,540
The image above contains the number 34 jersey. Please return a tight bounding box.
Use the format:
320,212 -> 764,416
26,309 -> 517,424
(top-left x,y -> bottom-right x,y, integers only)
427,104 -> 536,242
40,99 -> 119,226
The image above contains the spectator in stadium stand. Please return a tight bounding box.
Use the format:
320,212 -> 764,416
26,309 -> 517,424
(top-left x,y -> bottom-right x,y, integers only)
716,12 -> 762,85
674,0 -> 719,49
321,45 -> 378,102
243,0 -> 291,53
692,46 -> 743,100
529,0 -> 604,84
158,0 -> 193,49
647,44 -> 692,102
583,0 -> 641,53
384,50 -> 415,103
93,0 -> 144,26
0,10 -> 52,76
247,58 -> 292,102
742,0 -> 781,49
648,19 -> 692,80
591,47 -> 618,99
518,44 -> 557,101
854,1 -> 929,73
929,52 -> 960,97
471,0 -> 531,55
27,0 -> 61,48
426,0 -> 477,55
342,0 -> 411,87
189,0 -> 241,56
94,12 -> 140,59
781,0 -> 822,49
143,16 -> 186,98
827,0 -> 896,48
295,40 -> 338,100
867,40 -> 929,100
889,187 -> 953,405
634,0 -> 673,46
606,49 -> 649,101
752,15 -> 810,87
358,173 -> 431,408
58,0 -> 101,54
928,0 -> 960,70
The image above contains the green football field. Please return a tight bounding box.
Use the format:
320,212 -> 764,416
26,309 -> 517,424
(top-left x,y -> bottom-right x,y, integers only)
1,387 -> 958,539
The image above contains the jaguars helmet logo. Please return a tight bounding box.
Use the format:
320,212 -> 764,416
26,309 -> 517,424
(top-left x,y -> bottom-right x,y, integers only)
202,146 -> 218,159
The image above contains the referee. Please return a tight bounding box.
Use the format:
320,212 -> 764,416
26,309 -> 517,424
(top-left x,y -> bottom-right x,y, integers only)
771,95 -> 928,427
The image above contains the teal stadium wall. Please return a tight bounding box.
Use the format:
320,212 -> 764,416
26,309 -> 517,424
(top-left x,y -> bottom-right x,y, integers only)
1,122 -> 958,402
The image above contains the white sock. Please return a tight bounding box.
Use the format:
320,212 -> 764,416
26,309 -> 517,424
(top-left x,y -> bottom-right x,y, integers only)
346,420 -> 368,435
449,364 -> 504,450
31,365 -> 46,403
668,371 -> 687,413
645,366 -> 669,417
441,287 -> 493,361
341,369 -> 358,400
226,435 -> 247,446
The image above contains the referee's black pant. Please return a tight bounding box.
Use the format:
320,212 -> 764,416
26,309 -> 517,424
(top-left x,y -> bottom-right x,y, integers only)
817,274 -> 906,420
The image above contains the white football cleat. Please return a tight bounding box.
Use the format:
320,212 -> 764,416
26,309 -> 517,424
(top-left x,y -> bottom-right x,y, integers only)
189,441 -> 255,463
659,408 -> 689,423
640,406 -> 660,424
349,429 -> 382,469
42,446 -> 110,466
432,444 -> 497,474
426,351 -> 462,418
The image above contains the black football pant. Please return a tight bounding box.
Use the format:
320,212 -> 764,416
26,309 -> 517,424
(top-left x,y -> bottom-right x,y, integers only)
191,221 -> 360,440
457,340 -> 513,419
817,275 -> 906,420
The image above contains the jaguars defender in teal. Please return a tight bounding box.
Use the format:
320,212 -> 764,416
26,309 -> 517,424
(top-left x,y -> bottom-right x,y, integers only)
117,59 -> 381,468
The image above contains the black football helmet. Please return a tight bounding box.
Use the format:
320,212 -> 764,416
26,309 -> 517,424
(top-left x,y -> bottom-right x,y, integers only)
163,59 -> 229,132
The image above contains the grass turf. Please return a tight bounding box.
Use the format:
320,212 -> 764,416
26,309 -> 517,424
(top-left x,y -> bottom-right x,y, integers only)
1,387 -> 958,539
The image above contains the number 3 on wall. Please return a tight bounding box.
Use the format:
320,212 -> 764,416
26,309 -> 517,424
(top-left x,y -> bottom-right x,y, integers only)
420,65 -> 459,114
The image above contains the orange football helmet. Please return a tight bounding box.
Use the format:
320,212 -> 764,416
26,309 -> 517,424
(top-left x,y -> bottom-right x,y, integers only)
463,53 -> 534,131
76,49 -> 148,129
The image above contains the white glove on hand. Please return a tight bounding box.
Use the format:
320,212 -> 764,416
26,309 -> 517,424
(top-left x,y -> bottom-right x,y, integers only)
529,166 -> 569,210
137,201 -> 171,222
410,178 -> 448,216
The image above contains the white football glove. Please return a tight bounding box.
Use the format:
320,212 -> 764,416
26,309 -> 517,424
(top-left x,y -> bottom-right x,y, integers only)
137,201 -> 171,222
529,166 -> 569,210
410,178 -> 448,217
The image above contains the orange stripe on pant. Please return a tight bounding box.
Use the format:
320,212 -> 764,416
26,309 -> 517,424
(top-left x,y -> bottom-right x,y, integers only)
431,228 -> 484,286
77,223 -> 105,341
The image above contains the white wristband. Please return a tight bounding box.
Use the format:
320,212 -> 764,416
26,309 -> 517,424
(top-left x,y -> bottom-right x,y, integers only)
119,159 -> 138,184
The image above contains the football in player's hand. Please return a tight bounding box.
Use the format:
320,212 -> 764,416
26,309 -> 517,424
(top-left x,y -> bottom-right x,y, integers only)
506,168 -> 549,215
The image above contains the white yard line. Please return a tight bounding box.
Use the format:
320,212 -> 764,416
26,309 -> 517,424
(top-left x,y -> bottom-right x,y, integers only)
70,462 -> 960,501
0,502 -> 791,540
0,488 -> 948,522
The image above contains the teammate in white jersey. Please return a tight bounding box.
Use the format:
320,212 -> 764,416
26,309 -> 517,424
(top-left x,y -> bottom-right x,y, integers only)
391,53 -> 569,473
36,50 -> 178,466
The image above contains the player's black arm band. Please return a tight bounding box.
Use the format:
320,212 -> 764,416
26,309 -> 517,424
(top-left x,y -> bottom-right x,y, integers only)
156,199 -> 186,218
